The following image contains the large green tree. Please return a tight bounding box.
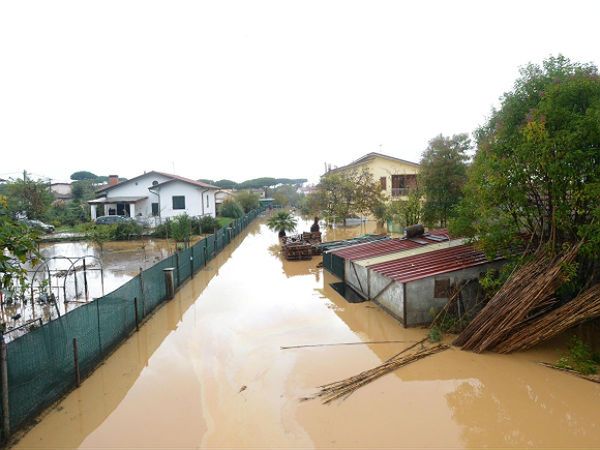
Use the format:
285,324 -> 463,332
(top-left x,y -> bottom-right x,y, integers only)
316,168 -> 384,224
4,174 -> 53,220
420,133 -> 470,227
451,55 -> 600,269
235,190 -> 260,212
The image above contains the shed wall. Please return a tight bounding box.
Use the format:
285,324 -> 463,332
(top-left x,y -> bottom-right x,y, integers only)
369,270 -> 404,323
404,260 -> 505,326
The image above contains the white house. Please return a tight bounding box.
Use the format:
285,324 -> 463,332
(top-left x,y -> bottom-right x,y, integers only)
88,171 -> 220,223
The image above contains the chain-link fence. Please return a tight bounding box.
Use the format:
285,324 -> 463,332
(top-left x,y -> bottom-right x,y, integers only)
0,208 -> 264,443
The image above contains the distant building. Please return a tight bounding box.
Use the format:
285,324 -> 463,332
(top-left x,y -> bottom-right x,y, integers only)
327,152 -> 419,200
50,182 -> 73,201
88,171 -> 220,224
215,189 -> 235,209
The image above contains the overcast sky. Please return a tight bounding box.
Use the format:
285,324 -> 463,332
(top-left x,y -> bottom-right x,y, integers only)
1,0 -> 598,184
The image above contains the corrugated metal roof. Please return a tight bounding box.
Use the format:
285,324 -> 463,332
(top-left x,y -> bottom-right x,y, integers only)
320,234 -> 390,252
355,238 -> 468,267
330,230 -> 450,261
369,244 -> 502,283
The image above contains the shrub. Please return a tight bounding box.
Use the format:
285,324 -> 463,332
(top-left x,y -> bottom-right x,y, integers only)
195,216 -> 219,233
170,214 -> 193,243
111,221 -> 143,240
220,199 -> 244,219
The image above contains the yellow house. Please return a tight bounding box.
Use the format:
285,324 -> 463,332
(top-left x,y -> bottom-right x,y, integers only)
327,152 -> 419,200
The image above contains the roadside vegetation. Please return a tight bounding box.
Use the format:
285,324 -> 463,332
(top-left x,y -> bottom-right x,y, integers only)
556,336 -> 600,375
0,195 -> 40,298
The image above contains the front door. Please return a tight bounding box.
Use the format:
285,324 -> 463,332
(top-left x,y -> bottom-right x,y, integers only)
116,203 -> 131,216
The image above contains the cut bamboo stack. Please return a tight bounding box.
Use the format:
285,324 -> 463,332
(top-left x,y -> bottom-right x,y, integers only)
454,244 -> 583,353
495,283 -> 600,353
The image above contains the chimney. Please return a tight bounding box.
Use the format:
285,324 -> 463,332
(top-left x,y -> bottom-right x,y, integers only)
108,175 -> 119,186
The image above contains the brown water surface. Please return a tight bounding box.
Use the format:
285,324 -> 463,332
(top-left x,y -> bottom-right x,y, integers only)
12,218 -> 600,449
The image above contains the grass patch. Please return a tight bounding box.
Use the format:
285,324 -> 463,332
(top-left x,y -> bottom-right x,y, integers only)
54,223 -> 93,233
556,336 -> 600,375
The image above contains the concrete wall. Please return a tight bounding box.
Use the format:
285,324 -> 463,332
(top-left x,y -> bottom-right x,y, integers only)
404,260 -> 505,327
369,270 -> 404,323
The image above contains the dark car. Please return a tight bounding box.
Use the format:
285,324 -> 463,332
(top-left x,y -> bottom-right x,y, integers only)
95,215 -> 134,225
21,219 -> 55,233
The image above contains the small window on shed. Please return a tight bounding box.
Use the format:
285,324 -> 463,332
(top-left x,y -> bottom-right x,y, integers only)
172,196 -> 186,210
434,278 -> 450,298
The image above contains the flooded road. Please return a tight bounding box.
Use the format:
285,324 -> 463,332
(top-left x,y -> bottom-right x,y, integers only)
12,218 -> 600,449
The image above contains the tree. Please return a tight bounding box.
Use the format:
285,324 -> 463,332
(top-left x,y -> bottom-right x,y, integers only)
5,174 -> 53,220
266,211 -> 298,237
70,171 -> 98,181
316,168 -> 384,224
299,191 -> 327,216
220,198 -> 244,219
451,55 -> 600,272
71,179 -> 96,202
420,133 -> 470,227
272,185 -> 302,208
385,185 -> 423,229
0,195 -> 40,292
235,190 -> 260,212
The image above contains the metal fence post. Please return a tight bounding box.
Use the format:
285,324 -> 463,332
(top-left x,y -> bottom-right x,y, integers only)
163,268 -> 175,300
134,297 -> 140,332
139,268 -> 146,318
190,247 -> 194,278
72,338 -> 80,388
95,299 -> 102,354
175,253 -> 180,286
83,258 -> 89,302
1,335 -> 10,440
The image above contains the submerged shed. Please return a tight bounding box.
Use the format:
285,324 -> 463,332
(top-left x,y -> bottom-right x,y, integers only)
321,234 -> 390,279
367,244 -> 505,326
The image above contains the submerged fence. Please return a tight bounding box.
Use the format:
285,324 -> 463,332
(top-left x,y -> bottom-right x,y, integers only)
0,208 -> 264,443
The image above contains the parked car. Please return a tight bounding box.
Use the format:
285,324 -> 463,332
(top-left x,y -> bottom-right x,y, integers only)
95,215 -> 135,225
20,219 -> 55,233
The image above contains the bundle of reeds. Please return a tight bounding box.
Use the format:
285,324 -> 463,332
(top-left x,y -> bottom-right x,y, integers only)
495,283 -> 600,353
454,244 -> 580,352
307,342 -> 448,404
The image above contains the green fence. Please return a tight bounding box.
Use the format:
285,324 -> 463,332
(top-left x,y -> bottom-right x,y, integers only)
0,208 -> 264,443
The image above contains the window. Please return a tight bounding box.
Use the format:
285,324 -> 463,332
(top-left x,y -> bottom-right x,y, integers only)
380,177 -> 387,191
152,180 -> 158,186
151,202 -> 159,216
172,196 -> 186,210
434,278 -> 451,298
206,194 -> 209,208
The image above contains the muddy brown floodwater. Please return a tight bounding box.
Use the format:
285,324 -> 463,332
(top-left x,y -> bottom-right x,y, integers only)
11,218 -> 600,449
